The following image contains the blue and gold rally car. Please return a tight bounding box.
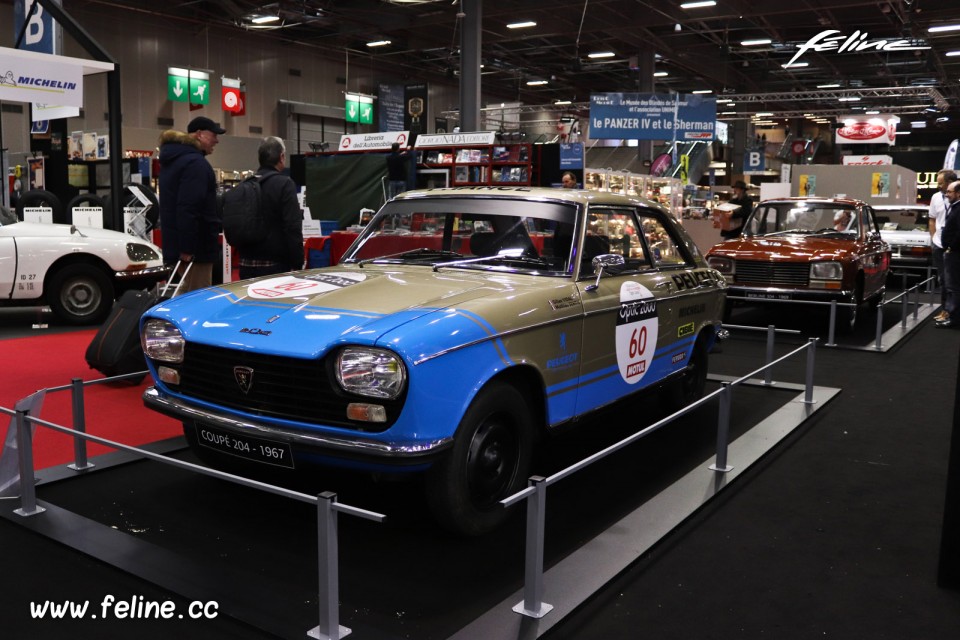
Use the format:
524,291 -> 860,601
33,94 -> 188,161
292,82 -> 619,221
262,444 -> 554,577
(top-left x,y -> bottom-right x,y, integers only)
141,187 -> 726,534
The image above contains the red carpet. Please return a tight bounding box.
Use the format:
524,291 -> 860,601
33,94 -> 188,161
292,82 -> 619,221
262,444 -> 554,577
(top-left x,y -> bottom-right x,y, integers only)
0,330 -> 181,469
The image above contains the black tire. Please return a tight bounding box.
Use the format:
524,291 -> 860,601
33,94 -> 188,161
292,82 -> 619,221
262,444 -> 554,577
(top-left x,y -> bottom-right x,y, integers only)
65,193 -> 106,215
46,263 -> 114,324
425,381 -> 534,536
662,333 -> 709,413
16,189 -> 63,220
839,282 -> 862,334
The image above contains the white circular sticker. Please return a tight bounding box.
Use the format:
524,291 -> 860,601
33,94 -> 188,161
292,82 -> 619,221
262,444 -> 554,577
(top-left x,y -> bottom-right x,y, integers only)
246,272 -> 367,300
615,281 -> 659,384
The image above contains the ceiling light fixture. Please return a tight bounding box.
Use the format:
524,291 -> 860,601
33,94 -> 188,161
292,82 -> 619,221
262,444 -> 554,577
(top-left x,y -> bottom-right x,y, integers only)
741,39 -> 772,46
755,112 -> 773,117
507,21 -> 536,29
929,24 -> 960,33
251,15 -> 280,24
588,51 -> 616,59
781,62 -> 809,68
366,40 -> 392,47
947,51 -> 960,57
526,79 -> 548,86
838,97 -> 861,102
865,110 -> 880,115
817,83 -> 841,88
555,100 -> 571,105
692,89 -> 712,94
654,71 -> 669,77
680,1 -> 716,8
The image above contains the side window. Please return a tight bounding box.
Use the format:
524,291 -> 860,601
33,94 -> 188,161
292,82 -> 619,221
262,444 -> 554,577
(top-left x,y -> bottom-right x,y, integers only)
639,215 -> 688,268
580,208 -> 650,275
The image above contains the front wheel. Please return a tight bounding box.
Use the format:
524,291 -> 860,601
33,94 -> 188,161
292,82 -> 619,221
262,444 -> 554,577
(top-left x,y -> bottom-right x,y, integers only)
425,381 -> 534,536
46,263 -> 114,324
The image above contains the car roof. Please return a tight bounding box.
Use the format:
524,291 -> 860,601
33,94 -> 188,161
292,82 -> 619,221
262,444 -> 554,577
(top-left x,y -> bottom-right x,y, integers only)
757,196 -> 867,207
392,186 -> 665,210
870,204 -> 928,211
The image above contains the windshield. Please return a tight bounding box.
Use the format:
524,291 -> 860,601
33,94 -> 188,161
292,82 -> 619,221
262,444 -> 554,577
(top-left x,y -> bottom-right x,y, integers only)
745,202 -> 860,237
342,197 -> 578,274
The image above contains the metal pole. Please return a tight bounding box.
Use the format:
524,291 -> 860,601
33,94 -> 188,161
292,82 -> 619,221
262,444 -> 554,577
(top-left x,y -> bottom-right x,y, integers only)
68,378 -> 94,471
803,338 -> 817,405
901,284 -> 908,329
710,383 -> 733,472
825,301 -> 837,347
763,324 -> 776,385
14,410 -> 45,517
875,300 -> 884,350
913,283 -> 920,321
513,476 -> 553,618
310,492 -> 350,640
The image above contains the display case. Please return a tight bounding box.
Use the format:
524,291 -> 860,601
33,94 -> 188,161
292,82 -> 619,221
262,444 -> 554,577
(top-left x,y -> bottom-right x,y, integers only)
584,168 -> 683,220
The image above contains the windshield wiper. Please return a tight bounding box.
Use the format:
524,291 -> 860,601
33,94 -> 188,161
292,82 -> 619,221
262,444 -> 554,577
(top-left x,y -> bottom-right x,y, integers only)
433,249 -> 550,272
356,247 -> 463,267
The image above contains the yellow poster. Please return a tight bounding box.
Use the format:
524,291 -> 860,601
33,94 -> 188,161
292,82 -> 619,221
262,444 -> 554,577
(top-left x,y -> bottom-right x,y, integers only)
799,174 -> 816,197
872,172 -> 890,198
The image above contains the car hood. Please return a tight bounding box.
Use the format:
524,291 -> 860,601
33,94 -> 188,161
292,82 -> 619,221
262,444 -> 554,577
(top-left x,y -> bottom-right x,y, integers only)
1,221 -> 146,241
149,266 -> 533,358
880,229 -> 928,246
709,234 -> 860,261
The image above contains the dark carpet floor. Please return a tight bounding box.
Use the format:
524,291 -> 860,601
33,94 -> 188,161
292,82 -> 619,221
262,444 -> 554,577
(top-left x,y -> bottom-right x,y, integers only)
3,300 -> 960,639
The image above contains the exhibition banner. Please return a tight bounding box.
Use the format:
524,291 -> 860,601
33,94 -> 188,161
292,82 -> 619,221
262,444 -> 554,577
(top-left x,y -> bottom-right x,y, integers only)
414,132 -> 496,147
589,93 -> 716,141
339,131 -> 409,151
0,50 -> 82,107
378,83 -> 405,132
559,142 -> 584,169
835,114 -> 898,146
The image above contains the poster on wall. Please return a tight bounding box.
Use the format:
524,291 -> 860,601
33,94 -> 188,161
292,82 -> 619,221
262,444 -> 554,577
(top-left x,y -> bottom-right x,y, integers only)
69,130 -> 82,159
378,84 -> 405,132
97,134 -> 109,159
799,174 -> 816,197
871,172 -> 890,198
27,157 -> 45,190
82,132 -> 97,160
404,83 -> 428,141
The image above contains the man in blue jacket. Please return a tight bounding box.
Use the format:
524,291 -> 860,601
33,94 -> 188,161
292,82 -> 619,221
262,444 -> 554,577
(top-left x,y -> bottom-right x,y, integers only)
158,116 -> 225,294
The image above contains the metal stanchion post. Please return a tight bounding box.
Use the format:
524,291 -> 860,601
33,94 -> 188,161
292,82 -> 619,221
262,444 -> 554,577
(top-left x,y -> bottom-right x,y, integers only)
875,300 -> 884,350
826,301 -> 837,347
913,284 -> 920,321
13,410 -> 45,517
309,492 -> 350,640
803,338 -> 817,405
763,325 -> 776,386
68,378 -> 94,471
710,383 -> 734,472
514,476 -> 553,618
901,286 -> 908,328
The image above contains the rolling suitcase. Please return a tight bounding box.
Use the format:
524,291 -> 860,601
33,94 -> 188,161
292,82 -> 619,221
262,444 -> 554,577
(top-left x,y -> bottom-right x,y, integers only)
84,262 -> 191,379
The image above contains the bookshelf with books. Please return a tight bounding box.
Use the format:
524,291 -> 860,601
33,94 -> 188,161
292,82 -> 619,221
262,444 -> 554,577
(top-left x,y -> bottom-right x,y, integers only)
416,137 -> 533,187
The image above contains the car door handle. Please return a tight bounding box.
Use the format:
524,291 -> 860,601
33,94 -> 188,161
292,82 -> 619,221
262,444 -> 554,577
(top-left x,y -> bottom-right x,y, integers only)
655,281 -> 673,290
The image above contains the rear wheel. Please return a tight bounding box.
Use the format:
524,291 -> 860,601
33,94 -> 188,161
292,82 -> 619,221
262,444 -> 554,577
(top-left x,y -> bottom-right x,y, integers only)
425,381 -> 534,536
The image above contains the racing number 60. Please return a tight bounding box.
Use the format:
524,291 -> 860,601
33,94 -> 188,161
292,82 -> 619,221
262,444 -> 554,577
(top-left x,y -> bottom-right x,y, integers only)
629,326 -> 647,358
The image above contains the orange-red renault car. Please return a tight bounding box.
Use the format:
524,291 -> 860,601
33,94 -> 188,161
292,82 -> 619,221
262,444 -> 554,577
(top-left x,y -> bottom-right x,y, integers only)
706,197 -> 891,331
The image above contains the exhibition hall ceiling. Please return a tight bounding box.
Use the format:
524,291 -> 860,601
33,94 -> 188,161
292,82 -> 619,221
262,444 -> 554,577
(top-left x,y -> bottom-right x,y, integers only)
86,1 -> 960,123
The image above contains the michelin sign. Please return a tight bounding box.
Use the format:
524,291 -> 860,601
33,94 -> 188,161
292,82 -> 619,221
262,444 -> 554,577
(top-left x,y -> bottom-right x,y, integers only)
589,93 -> 716,141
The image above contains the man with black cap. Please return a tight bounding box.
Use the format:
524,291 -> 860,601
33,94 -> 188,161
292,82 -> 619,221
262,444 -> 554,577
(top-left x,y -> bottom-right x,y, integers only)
157,116 -> 226,294
720,179 -> 753,239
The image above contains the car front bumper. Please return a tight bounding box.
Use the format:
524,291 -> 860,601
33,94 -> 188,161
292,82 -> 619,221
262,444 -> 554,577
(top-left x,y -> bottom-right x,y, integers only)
143,386 -> 453,465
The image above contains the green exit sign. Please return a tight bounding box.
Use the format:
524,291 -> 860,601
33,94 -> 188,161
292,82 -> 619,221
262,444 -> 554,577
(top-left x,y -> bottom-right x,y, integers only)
167,68 -> 210,105
345,94 -> 374,125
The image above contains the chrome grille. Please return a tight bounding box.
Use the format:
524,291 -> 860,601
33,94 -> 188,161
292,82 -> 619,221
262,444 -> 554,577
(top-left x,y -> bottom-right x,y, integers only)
734,261 -> 809,287
174,343 -> 402,432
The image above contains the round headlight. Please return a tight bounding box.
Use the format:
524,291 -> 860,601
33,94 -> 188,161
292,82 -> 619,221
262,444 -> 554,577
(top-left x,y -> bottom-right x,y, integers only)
707,256 -> 734,275
336,348 -> 406,399
141,318 -> 185,363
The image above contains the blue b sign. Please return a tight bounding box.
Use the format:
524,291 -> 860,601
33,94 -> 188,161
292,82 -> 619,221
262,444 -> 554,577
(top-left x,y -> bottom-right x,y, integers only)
744,149 -> 765,174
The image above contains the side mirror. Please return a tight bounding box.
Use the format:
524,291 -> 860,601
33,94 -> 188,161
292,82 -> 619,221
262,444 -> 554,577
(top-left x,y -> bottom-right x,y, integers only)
585,253 -> 625,291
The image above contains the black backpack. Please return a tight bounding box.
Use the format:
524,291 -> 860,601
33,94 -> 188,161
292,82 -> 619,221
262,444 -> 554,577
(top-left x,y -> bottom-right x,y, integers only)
221,172 -> 278,250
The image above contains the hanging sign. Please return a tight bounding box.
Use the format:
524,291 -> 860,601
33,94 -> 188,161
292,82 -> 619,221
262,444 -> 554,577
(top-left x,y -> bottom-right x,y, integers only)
167,67 -> 209,105
835,114 -> 899,146
0,51 -> 83,107
589,93 -> 716,141
222,77 -> 243,113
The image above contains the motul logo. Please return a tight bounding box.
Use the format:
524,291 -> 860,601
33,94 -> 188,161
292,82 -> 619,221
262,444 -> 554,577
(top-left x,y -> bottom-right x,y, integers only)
785,30 -> 929,67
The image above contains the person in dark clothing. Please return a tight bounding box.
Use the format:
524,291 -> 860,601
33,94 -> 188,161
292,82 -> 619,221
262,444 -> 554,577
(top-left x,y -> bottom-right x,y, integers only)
720,180 -> 753,239
237,137 -> 304,280
936,181 -> 960,328
386,142 -> 410,199
157,116 -> 225,294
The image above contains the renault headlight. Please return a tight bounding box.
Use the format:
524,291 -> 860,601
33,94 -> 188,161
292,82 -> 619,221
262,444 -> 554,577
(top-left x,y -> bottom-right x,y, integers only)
336,347 -> 406,399
809,261 -> 842,280
141,319 -> 185,363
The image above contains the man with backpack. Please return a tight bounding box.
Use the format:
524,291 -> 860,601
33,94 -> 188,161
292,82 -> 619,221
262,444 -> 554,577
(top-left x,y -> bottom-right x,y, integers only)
223,136 -> 304,279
